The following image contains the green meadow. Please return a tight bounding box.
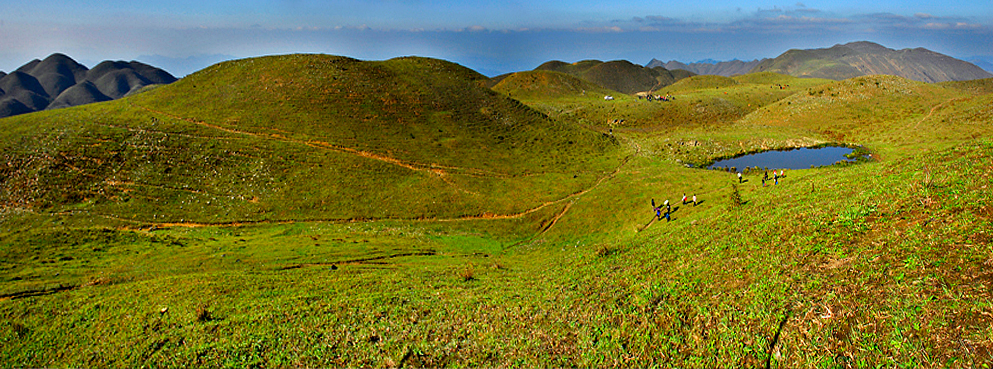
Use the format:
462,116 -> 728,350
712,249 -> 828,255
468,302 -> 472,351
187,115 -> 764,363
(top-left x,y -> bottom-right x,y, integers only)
1,54 -> 991,367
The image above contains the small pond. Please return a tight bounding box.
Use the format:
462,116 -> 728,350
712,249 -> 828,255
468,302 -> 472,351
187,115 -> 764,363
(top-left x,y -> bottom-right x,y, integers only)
707,146 -> 862,172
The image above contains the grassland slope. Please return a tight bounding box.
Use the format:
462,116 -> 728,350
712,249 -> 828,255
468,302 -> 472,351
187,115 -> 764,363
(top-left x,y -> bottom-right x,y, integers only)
536,59 -> 693,94
1,54 -> 992,368
0,54 -> 618,226
938,77 -> 993,95
734,75 -> 990,155
489,70 -> 619,100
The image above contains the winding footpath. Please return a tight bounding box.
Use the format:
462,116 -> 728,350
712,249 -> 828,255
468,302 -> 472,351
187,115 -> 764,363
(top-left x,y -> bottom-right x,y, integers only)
57,103 -> 641,233
131,102 -> 516,179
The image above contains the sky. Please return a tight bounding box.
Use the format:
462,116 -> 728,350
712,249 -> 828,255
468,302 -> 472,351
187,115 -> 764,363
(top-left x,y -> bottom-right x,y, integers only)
1,0 -> 991,77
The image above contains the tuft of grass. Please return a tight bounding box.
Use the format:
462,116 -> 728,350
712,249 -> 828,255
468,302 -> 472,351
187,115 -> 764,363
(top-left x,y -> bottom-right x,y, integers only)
10,322 -> 29,338
594,244 -> 615,258
195,306 -> 213,322
458,264 -> 475,282
727,182 -> 744,210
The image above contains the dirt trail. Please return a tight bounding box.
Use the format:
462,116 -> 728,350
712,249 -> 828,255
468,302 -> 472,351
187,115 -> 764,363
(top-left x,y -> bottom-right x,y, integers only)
42,104 -> 640,235
908,97 -> 968,131
278,251 -> 438,270
0,284 -> 79,301
131,103 -> 515,179
70,147 -> 637,232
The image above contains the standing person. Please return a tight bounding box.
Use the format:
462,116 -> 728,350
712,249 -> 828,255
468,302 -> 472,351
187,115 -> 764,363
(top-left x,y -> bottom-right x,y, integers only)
664,210 -> 671,222
682,193 -> 687,205
652,198 -> 656,208
664,199 -> 671,214
738,172 -> 742,183
655,206 -> 661,220
774,170 -> 779,185
762,177 -> 766,187
692,194 -> 697,206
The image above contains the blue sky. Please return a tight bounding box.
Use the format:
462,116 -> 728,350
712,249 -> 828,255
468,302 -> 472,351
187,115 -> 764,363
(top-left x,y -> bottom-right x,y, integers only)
2,1 -> 991,76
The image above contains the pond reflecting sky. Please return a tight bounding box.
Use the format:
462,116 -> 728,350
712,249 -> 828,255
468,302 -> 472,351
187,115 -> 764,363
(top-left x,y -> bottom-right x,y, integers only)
708,146 -> 856,172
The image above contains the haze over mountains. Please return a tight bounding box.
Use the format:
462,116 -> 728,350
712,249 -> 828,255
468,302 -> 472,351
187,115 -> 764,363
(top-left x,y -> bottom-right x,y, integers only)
0,53 -> 177,118
646,58 -> 765,78
2,41 -> 989,121
650,42 -> 993,83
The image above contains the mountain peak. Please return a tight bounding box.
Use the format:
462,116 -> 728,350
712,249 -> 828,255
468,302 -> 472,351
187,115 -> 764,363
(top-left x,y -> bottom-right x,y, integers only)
0,54 -> 177,119
751,41 -> 993,82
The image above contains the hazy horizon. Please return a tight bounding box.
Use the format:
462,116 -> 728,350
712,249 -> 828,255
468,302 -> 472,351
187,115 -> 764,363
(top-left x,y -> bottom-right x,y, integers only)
2,1 -> 991,77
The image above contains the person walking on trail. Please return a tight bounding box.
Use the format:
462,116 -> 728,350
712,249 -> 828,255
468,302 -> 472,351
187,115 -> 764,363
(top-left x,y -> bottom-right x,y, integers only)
682,193 -> 687,205
664,199 -> 670,214
655,206 -> 662,220
663,210 -> 671,222
692,194 -> 697,206
652,198 -> 656,208
737,172 -> 742,183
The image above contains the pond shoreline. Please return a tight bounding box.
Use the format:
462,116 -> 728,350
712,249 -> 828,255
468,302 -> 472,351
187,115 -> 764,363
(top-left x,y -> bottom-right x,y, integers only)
701,143 -> 873,172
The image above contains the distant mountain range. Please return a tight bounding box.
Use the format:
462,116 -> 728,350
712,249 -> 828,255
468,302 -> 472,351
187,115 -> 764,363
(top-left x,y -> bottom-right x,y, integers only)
650,42 -> 993,83
751,42 -> 992,82
646,58 -> 765,78
0,53 -> 177,118
965,57 -> 993,74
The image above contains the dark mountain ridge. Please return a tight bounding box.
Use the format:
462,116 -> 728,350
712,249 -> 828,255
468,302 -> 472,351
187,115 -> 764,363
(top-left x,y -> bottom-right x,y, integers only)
650,42 -> 992,82
0,53 -> 177,118
646,58 -> 765,77
750,41 -> 993,82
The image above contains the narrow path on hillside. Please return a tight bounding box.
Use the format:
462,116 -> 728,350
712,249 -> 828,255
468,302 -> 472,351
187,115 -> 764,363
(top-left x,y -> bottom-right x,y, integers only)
277,251 -> 438,270
907,97 -> 968,131
130,103 -> 517,179
57,147 -> 637,231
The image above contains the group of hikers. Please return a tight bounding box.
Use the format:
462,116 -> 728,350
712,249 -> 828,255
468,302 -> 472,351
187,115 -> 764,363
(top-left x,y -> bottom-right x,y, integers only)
650,168 -> 788,223
756,169 -> 786,186
640,94 -> 673,102
651,193 -> 697,222
733,168 -> 787,186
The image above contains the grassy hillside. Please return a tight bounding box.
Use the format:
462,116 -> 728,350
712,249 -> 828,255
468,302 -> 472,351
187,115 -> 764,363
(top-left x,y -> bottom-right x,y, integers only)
1,56 -> 991,367
0,55 -> 618,226
734,75 -> 988,155
751,47 -> 861,80
489,70 -> 620,100
497,72 -> 835,165
535,59 -> 692,94
939,77 -> 993,95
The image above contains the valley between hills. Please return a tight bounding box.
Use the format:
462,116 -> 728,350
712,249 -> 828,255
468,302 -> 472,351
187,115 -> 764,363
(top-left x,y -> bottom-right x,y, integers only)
1,52 -> 991,367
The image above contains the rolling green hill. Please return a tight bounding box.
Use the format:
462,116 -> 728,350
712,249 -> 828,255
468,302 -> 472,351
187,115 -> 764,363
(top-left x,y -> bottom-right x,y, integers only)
489,69 -> 619,100
1,54 -> 991,367
535,59 -> 694,94
0,54 -> 618,226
